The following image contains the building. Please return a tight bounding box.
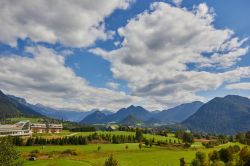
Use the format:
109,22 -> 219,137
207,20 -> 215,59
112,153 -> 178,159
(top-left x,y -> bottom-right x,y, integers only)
0,121 -> 63,136
0,121 -> 32,137
30,123 -> 63,133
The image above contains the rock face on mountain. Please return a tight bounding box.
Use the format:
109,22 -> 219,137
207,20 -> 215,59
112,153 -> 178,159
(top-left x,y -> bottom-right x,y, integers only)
154,101 -> 203,123
183,95 -> 250,135
0,91 -> 42,118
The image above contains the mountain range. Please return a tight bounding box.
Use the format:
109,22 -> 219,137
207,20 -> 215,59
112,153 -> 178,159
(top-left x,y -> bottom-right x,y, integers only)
2,89 -> 250,135
80,102 -> 203,125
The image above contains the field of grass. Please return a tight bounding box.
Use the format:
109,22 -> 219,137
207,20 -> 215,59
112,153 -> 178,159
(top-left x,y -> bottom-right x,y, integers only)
33,130 -> 180,143
17,142 -> 243,166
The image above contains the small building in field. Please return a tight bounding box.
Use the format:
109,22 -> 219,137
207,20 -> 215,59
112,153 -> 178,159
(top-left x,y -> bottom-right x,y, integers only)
0,121 -> 32,137
30,123 -> 63,133
106,124 -> 119,131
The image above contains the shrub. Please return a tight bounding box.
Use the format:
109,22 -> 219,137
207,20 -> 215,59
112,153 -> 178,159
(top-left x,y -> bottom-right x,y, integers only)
104,154 -> 119,166
62,149 -> 79,156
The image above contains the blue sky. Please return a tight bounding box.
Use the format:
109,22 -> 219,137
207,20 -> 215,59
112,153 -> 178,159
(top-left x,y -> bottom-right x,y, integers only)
0,0 -> 250,111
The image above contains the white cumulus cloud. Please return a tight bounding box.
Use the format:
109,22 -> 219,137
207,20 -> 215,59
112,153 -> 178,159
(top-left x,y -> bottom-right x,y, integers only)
0,46 -> 141,111
91,2 -> 249,108
0,0 -> 133,47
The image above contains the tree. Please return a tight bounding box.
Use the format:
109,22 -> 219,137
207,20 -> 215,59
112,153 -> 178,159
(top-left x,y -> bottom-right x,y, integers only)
191,151 -> 208,166
182,132 -> 194,144
219,148 -> 233,163
209,150 -> 220,162
97,146 -> 101,152
104,154 -> 118,166
0,137 -> 20,166
135,129 -> 143,142
180,158 -> 186,166
139,143 -> 142,150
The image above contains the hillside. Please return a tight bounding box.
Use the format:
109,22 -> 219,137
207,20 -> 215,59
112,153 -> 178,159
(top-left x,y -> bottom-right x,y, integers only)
0,90 -> 42,118
80,111 -> 108,124
183,95 -> 250,135
120,115 -> 142,125
154,101 -> 203,123
0,91 -> 21,118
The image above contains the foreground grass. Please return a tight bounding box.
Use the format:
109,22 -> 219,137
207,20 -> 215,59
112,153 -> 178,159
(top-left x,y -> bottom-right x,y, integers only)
17,142 -> 243,166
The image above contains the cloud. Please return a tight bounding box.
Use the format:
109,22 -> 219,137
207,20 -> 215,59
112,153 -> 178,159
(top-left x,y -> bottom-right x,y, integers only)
0,0 -> 133,47
172,0 -> 183,6
225,82 -> 250,90
91,2 -> 249,107
0,46 -> 140,111
106,82 -> 120,90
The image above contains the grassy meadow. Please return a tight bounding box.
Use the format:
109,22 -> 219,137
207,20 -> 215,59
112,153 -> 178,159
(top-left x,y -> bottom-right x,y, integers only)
15,130 -> 246,166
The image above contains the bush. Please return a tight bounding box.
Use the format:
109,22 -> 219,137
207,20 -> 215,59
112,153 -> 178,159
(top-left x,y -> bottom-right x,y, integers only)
139,143 -> 142,149
62,149 -> 79,156
30,149 -> 40,158
104,154 -> 119,166
97,146 -> 102,152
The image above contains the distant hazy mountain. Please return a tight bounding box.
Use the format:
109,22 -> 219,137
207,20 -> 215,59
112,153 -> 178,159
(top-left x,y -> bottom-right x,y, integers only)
183,95 -> 250,135
1,91 -> 112,122
80,111 -> 108,124
31,104 -> 113,122
154,101 -> 203,123
0,91 -> 42,118
108,105 -> 151,122
80,105 -> 151,124
80,102 -> 204,124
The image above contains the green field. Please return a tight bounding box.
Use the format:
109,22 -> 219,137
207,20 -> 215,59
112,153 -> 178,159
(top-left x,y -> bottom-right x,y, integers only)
32,130 -> 180,143
17,141 -> 243,166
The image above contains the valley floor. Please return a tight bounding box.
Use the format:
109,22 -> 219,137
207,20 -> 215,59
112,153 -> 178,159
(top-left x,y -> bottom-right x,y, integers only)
17,142 -> 243,166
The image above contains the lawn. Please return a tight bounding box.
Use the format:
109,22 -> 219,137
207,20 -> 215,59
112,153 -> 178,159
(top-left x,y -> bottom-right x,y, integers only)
17,142 -> 242,166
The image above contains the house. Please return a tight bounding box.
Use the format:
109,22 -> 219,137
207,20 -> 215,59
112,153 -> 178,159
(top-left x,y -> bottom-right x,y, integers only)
30,123 -> 63,133
0,121 -> 32,137
106,124 -> 119,131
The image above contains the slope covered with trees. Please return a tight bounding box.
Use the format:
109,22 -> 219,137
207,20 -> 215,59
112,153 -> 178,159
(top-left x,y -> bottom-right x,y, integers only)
183,95 -> 250,135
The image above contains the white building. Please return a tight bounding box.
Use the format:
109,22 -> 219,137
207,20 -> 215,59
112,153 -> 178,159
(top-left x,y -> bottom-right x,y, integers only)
0,121 -> 32,137
0,121 -> 63,136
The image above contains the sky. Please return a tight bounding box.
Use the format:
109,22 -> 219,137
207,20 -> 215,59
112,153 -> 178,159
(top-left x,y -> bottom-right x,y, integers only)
0,0 -> 250,111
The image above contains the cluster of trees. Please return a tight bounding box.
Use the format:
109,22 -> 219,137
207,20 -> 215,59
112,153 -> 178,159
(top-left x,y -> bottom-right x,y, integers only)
236,131 -> 250,145
187,145 -> 250,166
11,132 -> 147,146
175,130 -> 194,146
118,126 -> 171,137
69,126 -> 96,132
11,130 -> 185,148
